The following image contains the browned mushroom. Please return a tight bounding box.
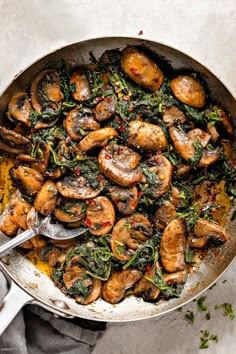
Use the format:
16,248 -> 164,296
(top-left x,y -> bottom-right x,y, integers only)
34,180 -> 58,216
121,46 -> 164,91
186,128 -> 211,147
188,218 -> 227,248
8,91 -> 32,127
31,140 -> 51,174
133,262 -> 160,301
127,121 -> 167,151
154,202 -> 176,229
160,219 -> 186,273
10,166 -> 44,196
163,106 -> 186,126
95,96 -> 116,121
64,107 -> 100,141
102,268 -> 142,304
170,75 -> 205,108
98,144 -> 142,186
31,69 -> 64,113
63,267 -> 101,305
56,175 -> 105,199
0,126 -> 32,154
78,127 -> 118,152
213,105 -> 234,136
163,269 -> 188,285
86,196 -> 115,236
111,214 -> 153,261
54,199 -> 86,222
169,125 -> 221,167
109,185 -> 138,215
70,69 -> 91,101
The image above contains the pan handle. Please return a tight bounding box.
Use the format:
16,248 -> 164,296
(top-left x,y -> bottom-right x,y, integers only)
0,279 -> 33,335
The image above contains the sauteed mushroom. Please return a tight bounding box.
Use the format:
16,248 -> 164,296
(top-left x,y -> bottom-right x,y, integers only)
109,185 -> 138,215
54,199 -> 86,222
78,127 -> 118,152
102,268 -> 142,304
34,180 -> 58,216
160,219 -> 186,273
111,214 -> 153,261
8,91 -> 32,127
56,175 -> 105,199
163,269 -> 188,285
154,202 -> 176,229
163,106 -> 186,126
31,69 -> 64,113
121,46 -> 164,91
64,107 -> 100,141
0,126 -> 32,154
127,121 -> 167,151
10,166 -> 44,196
98,144 -> 142,186
70,69 -> 91,101
95,96 -> 116,121
188,218 -> 227,248
133,262 -> 160,301
86,196 -> 115,236
170,75 -> 205,108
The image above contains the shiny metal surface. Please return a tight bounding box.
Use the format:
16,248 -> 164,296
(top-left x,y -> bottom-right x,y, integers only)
0,37 -> 235,323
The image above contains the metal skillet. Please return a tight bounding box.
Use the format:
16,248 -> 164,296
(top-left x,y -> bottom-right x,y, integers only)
0,37 -> 235,334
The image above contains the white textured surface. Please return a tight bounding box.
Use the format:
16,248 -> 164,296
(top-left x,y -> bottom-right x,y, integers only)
0,0 -> 235,353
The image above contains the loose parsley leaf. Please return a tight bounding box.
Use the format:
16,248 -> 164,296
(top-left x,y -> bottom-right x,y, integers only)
184,310 -> 195,324
197,296 -> 208,312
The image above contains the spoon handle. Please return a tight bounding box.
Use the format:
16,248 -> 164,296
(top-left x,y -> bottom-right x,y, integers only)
0,228 -> 38,257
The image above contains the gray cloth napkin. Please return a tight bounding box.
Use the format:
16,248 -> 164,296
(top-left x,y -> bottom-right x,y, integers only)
0,272 -> 106,354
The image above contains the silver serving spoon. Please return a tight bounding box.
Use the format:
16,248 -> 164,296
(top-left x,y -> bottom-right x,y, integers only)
0,214 -> 87,257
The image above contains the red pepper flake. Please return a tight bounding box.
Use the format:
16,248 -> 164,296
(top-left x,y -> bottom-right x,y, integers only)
123,95 -> 130,101
129,106 -> 133,112
157,150 -> 162,155
89,200 -> 96,207
97,97 -> 104,102
28,134 -> 32,139
130,221 -> 135,227
74,168 -> 80,175
155,157 -> 161,165
119,125 -> 125,132
85,218 -> 91,227
138,30 -> 143,36
100,142 -> 106,148
101,221 -> 112,227
105,153 -> 112,160
130,200 -> 136,208
30,128 -> 36,133
138,191 -> 143,197
130,67 -> 137,74
66,137 -> 71,144
146,265 -> 151,274
97,174 -> 104,182
39,131 -> 42,135
214,251 -> 220,258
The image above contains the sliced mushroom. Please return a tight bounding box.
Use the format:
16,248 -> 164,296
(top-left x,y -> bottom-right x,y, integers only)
186,128 -> 211,147
0,126 -> 32,154
56,175 -> 105,199
70,69 -> 91,101
10,166 -> 44,196
8,91 -> 32,127
121,46 -> 164,92
207,123 -> 219,143
221,139 -> 235,165
169,125 -> 221,167
160,219 -> 186,273
143,155 -> 172,198
54,199 -> 86,222
163,106 -> 186,126
214,105 -> 234,136
95,96 -> 116,121
133,262 -> 160,301
34,180 -> 58,216
63,267 -> 101,305
111,214 -> 153,261
188,218 -> 227,248
127,121 -> 167,151
154,202 -> 176,229
163,269 -> 188,285
64,107 -> 100,141
78,127 -> 118,152
170,75 -> 205,108
86,196 -> 115,236
31,69 -> 64,113
31,140 -> 51,174
102,268 -> 142,304
98,144 -> 142,186
100,49 -> 121,65
109,185 -> 138,215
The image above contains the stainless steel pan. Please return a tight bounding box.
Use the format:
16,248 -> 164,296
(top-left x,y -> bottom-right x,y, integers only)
0,37 -> 235,334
